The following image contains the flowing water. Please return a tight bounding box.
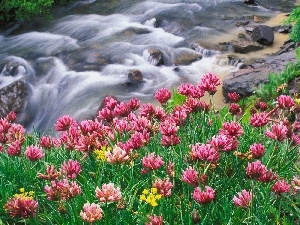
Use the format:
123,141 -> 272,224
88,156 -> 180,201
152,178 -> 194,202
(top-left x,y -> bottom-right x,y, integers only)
0,0 -> 295,133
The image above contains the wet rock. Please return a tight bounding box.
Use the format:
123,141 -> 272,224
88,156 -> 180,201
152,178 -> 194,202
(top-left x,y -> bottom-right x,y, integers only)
272,25 -> 292,34
236,21 -> 250,27
121,27 -> 151,36
231,40 -> 264,54
253,15 -> 270,23
251,25 -> 274,45
0,80 -> 29,118
244,26 -> 255,33
172,48 -> 202,65
244,0 -> 255,4
144,48 -> 164,66
127,69 -> 144,86
222,68 -> 270,101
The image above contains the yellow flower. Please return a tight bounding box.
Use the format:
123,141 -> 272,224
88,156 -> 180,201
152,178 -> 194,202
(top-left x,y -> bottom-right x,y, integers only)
94,146 -> 111,161
19,188 -> 25,193
140,188 -> 161,207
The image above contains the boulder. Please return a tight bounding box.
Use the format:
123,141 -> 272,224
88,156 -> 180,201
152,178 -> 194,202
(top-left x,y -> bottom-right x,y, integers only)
172,48 -> 202,65
127,69 -> 144,86
0,80 -> 29,118
231,40 -> 264,54
251,25 -> 274,45
144,48 -> 164,66
222,68 -> 270,101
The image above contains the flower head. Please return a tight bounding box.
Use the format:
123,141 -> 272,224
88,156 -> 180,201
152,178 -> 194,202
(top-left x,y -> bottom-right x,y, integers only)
199,72 -> 221,95
228,92 -> 240,102
146,214 -> 164,225
276,95 -> 295,108
246,160 -> 267,179
190,143 -> 220,163
265,122 -> 288,141
140,188 -> 162,207
142,153 -> 164,174
271,180 -> 290,195
4,195 -> 38,219
95,183 -> 122,202
106,146 -> 129,164
250,112 -> 269,127
250,143 -> 265,159
25,145 -> 44,161
60,159 -> 82,179
181,166 -> 199,187
233,190 -> 252,208
80,202 -> 103,223
192,186 -> 215,204
153,177 -> 173,197
155,88 -> 172,104
219,121 -> 244,137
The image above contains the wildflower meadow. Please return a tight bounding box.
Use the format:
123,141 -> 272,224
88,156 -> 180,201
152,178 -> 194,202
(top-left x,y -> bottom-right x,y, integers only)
0,72 -> 299,224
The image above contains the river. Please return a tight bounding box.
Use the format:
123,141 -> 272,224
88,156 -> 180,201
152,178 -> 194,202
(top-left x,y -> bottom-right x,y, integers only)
0,0 -> 296,133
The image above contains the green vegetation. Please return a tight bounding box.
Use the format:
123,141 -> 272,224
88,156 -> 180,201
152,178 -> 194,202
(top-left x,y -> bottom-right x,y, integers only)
0,0 -> 74,25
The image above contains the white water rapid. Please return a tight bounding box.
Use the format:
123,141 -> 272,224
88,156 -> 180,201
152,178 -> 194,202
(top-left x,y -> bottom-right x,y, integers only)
0,0 -> 295,133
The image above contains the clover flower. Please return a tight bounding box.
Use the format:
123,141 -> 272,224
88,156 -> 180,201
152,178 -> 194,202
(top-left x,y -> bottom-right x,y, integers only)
80,202 -> 103,223
4,189 -> 38,219
271,180 -> 290,195
25,145 -> 44,161
37,165 -> 60,180
190,143 -> 220,163
276,95 -> 295,109
233,190 -> 252,208
44,179 -> 81,201
155,87 -> 172,104
209,134 -> 239,152
140,188 -> 162,207
153,177 -> 173,197
199,72 -> 221,95
250,143 -> 265,159
246,160 -> 267,179
141,153 -> 164,174
60,159 -> 82,179
95,183 -> 122,203
146,214 -> 164,225
192,186 -> 215,204
106,146 -> 129,164
265,122 -> 288,141
55,115 -> 77,131
228,92 -> 240,102
181,166 -> 200,187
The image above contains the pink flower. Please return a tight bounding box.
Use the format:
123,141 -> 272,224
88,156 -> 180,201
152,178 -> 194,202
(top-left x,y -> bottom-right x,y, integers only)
250,112 -> 269,127
114,102 -> 130,117
271,180 -> 290,195
166,162 -> 175,177
25,145 -> 44,161
153,177 -> 173,197
219,121 -> 244,137
183,98 -> 210,113
37,165 -> 60,180
39,136 -> 53,150
6,111 -> 17,122
209,134 -> 239,152
190,143 -> 220,163
161,134 -> 180,147
265,122 -> 288,141
177,83 -> 204,98
229,103 -> 242,115
80,202 -> 103,223
7,124 -> 25,143
233,190 -> 252,208
255,101 -> 268,111
192,186 -> 215,204
103,96 -> 118,110
250,143 -> 265,159
98,107 -> 114,123
44,179 -> 81,201
257,169 -> 278,182
140,103 -> 156,119
246,160 -> 267,179
142,153 -> 164,174
95,183 -> 122,202
181,166 -> 199,186
291,177 -> 300,194
55,115 -> 77,131
60,159 -> 82,179
155,88 -> 172,104
146,214 -> 164,225
4,196 -> 38,219
159,120 -> 178,136
106,146 -> 129,164
128,97 -> 140,111
228,92 -> 240,102
199,72 -> 221,95
276,95 -> 295,108
6,140 -> 22,156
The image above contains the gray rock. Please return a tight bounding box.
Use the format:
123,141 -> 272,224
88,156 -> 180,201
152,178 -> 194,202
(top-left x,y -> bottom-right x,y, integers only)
244,0 -> 255,4
231,40 -> 264,54
127,69 -> 144,86
144,48 -> 164,66
252,25 -> 274,45
222,68 -> 270,101
172,48 -> 202,65
0,80 -> 29,118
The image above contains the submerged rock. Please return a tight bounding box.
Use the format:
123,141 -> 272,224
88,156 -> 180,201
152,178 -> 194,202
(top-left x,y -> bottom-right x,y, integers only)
144,48 -> 164,66
231,40 -> 264,54
172,48 -> 202,65
127,69 -> 144,86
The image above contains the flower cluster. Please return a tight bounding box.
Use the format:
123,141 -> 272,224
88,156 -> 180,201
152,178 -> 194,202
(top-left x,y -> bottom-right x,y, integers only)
140,188 -> 162,207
